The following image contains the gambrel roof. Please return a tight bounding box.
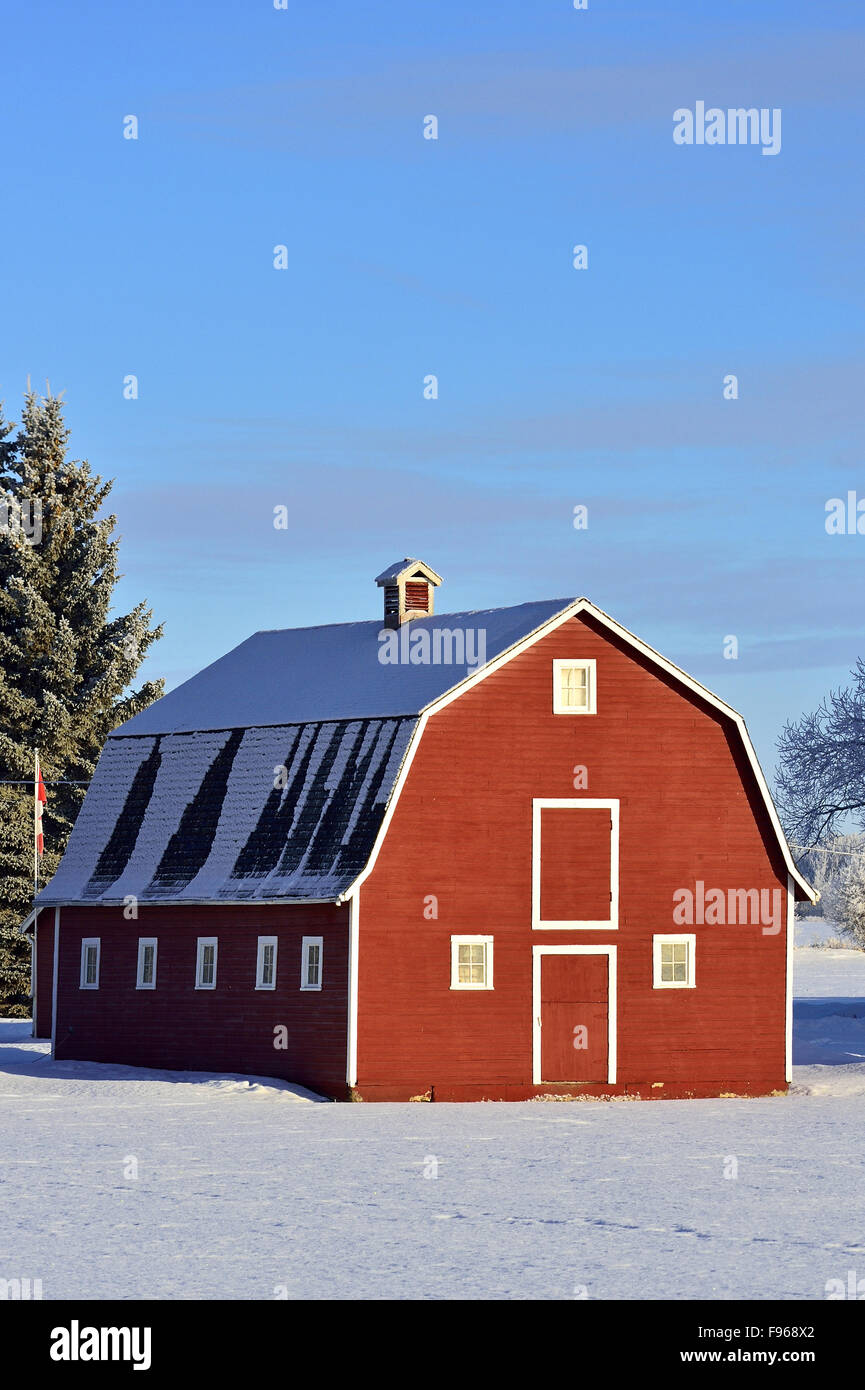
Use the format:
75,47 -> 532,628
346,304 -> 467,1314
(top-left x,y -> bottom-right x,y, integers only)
36,600 -> 570,906
38,718 -> 417,905
36,595 -> 816,907
111,600 -> 569,735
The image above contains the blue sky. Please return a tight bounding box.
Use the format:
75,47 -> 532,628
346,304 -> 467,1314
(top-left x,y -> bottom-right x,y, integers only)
1,0 -> 863,771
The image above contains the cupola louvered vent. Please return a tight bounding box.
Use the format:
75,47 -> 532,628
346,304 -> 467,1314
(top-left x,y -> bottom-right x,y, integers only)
404,581 -> 430,613
375,558 -> 443,628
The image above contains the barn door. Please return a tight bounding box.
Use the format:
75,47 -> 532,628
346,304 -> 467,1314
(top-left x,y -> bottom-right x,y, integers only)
539,952 -> 610,1083
532,800 -> 619,929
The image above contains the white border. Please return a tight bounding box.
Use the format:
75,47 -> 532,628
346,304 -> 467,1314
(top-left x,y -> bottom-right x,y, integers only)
532,798 -> 619,929
532,944 -> 617,1085
301,936 -> 323,991
136,937 -> 158,990
79,938 -> 100,990
552,657 -> 597,714
652,933 -> 696,989
346,892 -> 359,1086
450,935 -> 494,990
255,935 -> 278,990
195,936 -> 218,990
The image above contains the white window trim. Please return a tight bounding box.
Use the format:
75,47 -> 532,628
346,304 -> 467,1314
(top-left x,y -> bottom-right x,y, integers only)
653,933 -> 696,989
255,935 -> 278,991
195,936 -> 218,990
79,938 -> 100,990
552,658 -> 597,715
531,798 -> 619,929
136,937 -> 158,990
450,935 -> 494,991
532,945 -> 616,1085
300,936 -> 323,991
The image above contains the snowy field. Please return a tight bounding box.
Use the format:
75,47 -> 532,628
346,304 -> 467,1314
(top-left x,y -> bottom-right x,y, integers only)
2,943 -> 865,1301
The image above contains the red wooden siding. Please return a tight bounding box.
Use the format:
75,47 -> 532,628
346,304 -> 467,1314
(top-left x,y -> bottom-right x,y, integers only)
540,954 -> 609,1082
539,806 -> 612,922
356,611 -> 790,1101
34,909 -> 55,1039
53,903 -> 350,1098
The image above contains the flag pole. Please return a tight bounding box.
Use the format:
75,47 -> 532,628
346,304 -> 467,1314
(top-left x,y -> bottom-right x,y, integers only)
34,747 -> 39,898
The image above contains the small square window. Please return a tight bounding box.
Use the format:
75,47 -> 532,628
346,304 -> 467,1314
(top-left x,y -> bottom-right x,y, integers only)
301,937 -> 323,991
256,936 -> 278,990
80,938 -> 100,990
195,937 -> 218,990
553,659 -> 596,715
450,936 -> 494,990
136,938 -> 157,990
653,935 -> 695,989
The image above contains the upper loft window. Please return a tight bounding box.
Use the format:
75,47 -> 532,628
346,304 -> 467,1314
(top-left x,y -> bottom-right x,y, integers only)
553,659 -> 597,714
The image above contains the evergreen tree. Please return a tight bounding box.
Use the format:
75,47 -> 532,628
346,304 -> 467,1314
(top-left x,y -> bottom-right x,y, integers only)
0,391 -> 163,1015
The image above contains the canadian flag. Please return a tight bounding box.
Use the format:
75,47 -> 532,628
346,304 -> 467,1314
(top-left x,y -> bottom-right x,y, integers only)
35,754 -> 47,856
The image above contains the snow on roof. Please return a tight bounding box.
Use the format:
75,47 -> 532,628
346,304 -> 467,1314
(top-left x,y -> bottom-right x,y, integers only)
34,591 -> 815,909
37,718 -> 417,906
111,600 -> 573,737
37,597 -> 574,908
374,557 -> 442,586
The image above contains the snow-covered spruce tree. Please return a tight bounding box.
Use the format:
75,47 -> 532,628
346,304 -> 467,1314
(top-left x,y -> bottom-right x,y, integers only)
0,391 -> 163,1015
776,663 -> 865,852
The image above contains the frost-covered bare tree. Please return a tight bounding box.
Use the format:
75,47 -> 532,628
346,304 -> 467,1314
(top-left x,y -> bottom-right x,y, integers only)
837,845 -> 865,948
796,835 -> 865,922
776,658 -> 865,851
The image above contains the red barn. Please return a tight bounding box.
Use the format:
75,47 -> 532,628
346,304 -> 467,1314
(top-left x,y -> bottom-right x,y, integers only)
26,560 -> 816,1101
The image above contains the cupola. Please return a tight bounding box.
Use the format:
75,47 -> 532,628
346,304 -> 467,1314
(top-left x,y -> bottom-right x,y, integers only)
375,558 -> 443,629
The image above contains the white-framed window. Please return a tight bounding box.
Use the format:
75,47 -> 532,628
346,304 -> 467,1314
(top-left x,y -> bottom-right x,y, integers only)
653,934 -> 696,989
195,937 -> 218,990
256,936 -> 278,990
301,937 -> 323,991
79,938 -> 100,990
450,936 -> 494,990
552,658 -> 597,714
136,938 -> 158,990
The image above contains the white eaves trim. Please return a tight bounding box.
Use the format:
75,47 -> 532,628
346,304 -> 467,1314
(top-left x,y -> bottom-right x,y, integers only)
18,907 -> 40,936
565,600 -> 817,904
341,596 -> 815,904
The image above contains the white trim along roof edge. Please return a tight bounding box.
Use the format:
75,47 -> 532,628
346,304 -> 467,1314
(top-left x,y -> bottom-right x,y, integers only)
339,596 -> 817,904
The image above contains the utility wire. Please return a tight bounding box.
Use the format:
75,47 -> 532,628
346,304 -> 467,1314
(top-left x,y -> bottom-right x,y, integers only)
791,843 -> 864,858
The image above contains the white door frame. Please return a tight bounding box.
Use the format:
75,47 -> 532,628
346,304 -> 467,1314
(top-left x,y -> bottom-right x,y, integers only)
532,944 -> 617,1085
531,798 -> 620,929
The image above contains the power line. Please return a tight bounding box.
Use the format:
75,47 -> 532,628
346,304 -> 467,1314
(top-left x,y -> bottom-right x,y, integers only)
0,779 -> 90,785
791,843 -> 864,858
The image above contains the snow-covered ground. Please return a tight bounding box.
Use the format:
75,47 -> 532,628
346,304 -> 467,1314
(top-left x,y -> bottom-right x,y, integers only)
2,943 -> 865,1301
